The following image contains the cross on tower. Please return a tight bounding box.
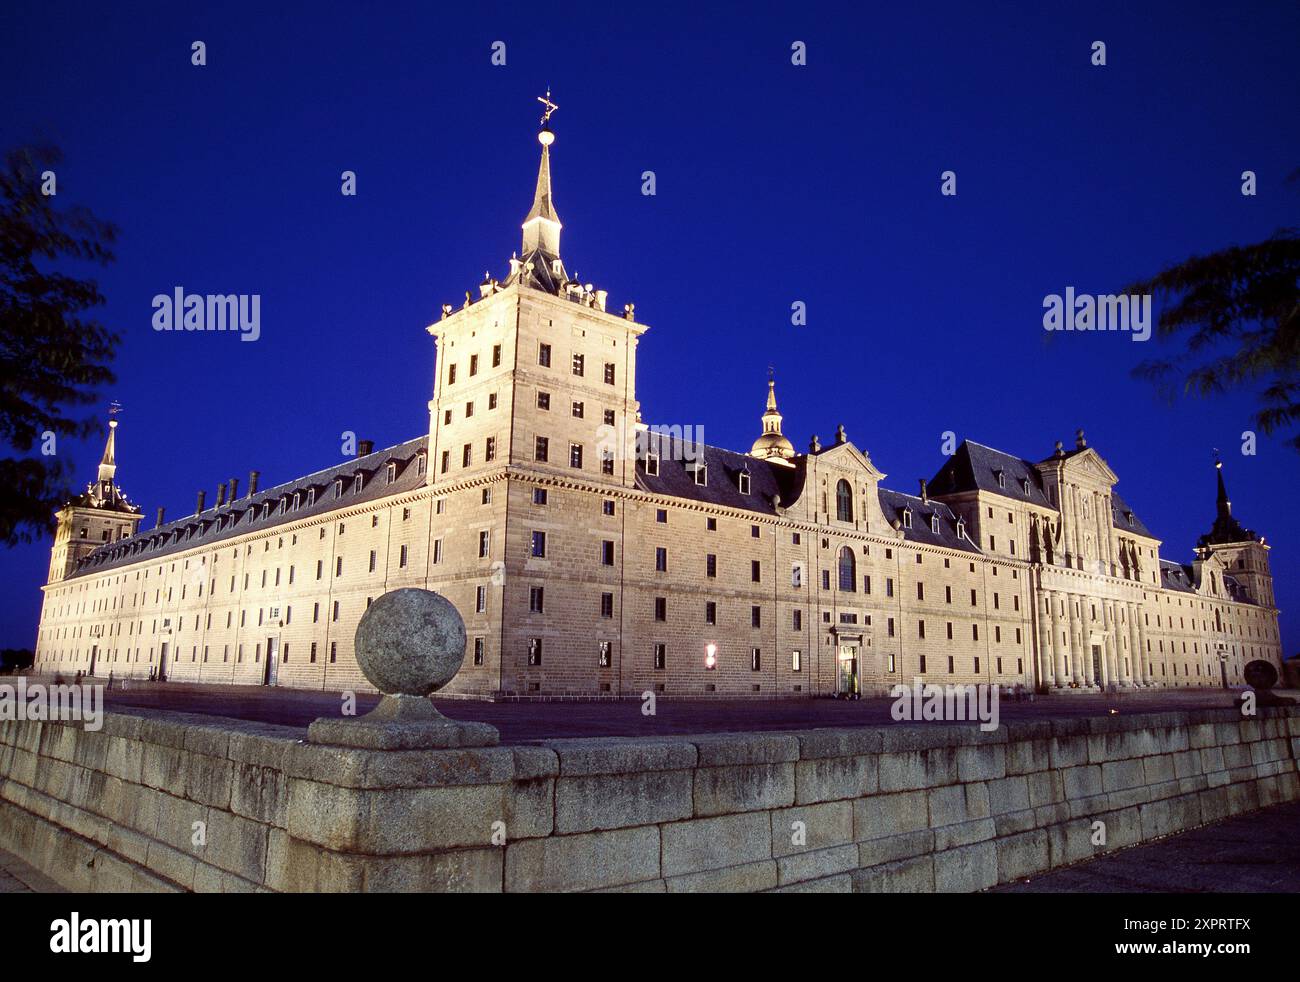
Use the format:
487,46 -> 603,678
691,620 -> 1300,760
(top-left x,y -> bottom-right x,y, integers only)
537,89 -> 558,125
108,400 -> 122,418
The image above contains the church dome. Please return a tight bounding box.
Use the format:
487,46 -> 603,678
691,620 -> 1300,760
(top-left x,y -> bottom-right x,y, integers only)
751,430 -> 795,458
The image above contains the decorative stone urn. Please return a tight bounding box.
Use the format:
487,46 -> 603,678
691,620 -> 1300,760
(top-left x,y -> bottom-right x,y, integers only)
307,588 -> 499,749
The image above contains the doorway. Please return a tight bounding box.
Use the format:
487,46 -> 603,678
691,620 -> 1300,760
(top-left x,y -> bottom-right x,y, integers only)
158,642 -> 168,682
263,637 -> 279,686
837,645 -> 859,697
88,645 -> 97,677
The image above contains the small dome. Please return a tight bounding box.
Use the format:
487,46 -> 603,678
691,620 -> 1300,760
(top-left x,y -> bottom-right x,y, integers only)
751,431 -> 795,459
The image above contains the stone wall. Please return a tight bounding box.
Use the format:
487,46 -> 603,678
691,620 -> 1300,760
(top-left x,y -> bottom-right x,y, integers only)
0,705 -> 1296,892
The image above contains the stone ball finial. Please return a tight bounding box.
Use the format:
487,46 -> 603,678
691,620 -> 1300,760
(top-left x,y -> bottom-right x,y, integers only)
354,588 -> 466,697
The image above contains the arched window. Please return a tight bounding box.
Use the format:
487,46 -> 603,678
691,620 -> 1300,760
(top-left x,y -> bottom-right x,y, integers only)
838,546 -> 856,592
836,480 -> 853,522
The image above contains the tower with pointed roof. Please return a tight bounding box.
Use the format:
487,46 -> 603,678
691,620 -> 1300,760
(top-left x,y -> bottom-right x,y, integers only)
1197,459 -> 1273,606
47,411 -> 144,583
749,377 -> 795,466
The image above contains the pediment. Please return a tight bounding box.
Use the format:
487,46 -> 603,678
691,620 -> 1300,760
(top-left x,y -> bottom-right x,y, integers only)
816,441 -> 886,483
1062,448 -> 1118,487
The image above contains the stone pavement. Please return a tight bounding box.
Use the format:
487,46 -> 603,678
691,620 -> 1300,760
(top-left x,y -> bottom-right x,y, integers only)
993,800 -> 1300,892
0,848 -> 64,893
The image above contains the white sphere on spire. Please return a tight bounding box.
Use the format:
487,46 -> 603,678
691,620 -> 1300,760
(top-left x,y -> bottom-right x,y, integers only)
538,127 -> 555,146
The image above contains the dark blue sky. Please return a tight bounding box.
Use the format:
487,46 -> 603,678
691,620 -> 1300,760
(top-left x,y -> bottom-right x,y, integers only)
2,1 -> 1297,656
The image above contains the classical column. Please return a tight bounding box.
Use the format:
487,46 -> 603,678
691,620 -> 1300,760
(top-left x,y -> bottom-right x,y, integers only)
1038,592 -> 1058,688
1066,593 -> 1083,685
1135,604 -> 1150,686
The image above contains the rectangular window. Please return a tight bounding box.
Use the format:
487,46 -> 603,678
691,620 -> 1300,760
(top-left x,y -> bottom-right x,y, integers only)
572,401 -> 584,418
448,364 -> 457,385
751,560 -> 761,583
399,544 -> 408,568
528,638 -> 542,666
598,641 -> 612,667
793,609 -> 802,631
886,577 -> 894,598
654,597 -> 667,621
601,592 -> 614,618
792,649 -> 802,672
888,617 -> 895,637
751,605 -> 761,628
529,586 -> 544,613
705,601 -> 717,625
462,443 -> 472,467
572,353 -> 584,376
656,508 -> 667,523
368,550 -> 377,573
569,443 -> 583,468
601,540 -> 615,565
601,451 -> 614,475
433,539 -> 443,564
474,637 -> 484,665
750,648 -> 761,672
479,530 -> 490,558
492,344 -> 501,367
469,354 -> 478,376
604,362 -> 615,385
538,343 -> 551,367
537,391 -> 550,410
602,500 -> 615,516
707,554 -> 717,578
476,586 -> 487,613
440,450 -> 449,474
485,437 -> 496,462
535,436 -> 549,462
533,488 -> 548,505
655,547 -> 667,572
330,642 -> 337,663
531,530 -> 547,557
654,643 -> 666,670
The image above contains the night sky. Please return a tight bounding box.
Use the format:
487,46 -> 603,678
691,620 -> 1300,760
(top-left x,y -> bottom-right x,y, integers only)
2,1 -> 1297,658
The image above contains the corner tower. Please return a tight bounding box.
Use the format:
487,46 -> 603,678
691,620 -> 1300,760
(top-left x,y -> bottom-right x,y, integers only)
47,408 -> 144,583
1197,458 -> 1273,606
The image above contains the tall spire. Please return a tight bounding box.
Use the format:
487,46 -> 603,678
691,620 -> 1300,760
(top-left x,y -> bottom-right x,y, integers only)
522,91 -> 562,257
97,403 -> 120,485
1201,457 -> 1257,545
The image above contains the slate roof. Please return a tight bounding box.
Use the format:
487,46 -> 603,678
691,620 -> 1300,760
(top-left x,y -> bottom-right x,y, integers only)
634,431 -> 804,514
1110,492 -> 1155,539
1158,559 -> 1256,605
65,436 -> 430,580
928,441 -> 1052,508
877,489 -> 982,554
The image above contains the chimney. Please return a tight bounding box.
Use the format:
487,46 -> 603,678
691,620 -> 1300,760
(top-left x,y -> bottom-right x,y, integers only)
216,483 -> 226,508
227,477 -> 239,501
195,490 -> 206,515
919,478 -> 928,504
155,506 -> 165,528
357,439 -> 374,456
248,470 -> 260,497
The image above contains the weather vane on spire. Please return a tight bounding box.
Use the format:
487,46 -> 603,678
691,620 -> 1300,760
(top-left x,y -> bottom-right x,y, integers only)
108,400 -> 122,418
538,89 -> 558,125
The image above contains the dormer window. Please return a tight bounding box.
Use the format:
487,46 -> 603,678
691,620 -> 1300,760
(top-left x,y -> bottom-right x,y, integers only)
292,491 -> 301,510
645,451 -> 660,476
354,473 -> 364,493
687,461 -> 707,486
416,452 -> 427,476
995,470 -> 1005,490
307,488 -> 317,506
334,478 -> 344,499
386,462 -> 397,484
1126,512 -> 1134,527
930,514 -> 940,534
902,508 -> 912,529
1022,478 -> 1031,495
738,470 -> 751,495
